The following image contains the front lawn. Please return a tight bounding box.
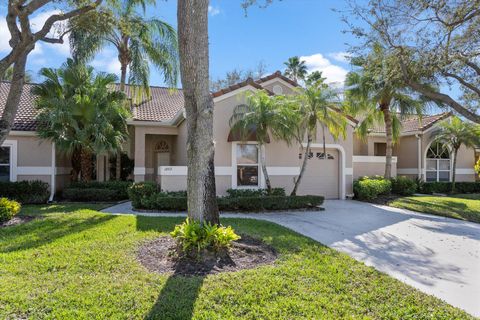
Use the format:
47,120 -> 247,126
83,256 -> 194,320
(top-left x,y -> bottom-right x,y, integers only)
390,194 -> 480,223
0,204 -> 473,319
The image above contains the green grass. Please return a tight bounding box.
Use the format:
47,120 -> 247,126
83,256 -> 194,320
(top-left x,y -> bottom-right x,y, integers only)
390,194 -> 480,223
0,204 -> 473,319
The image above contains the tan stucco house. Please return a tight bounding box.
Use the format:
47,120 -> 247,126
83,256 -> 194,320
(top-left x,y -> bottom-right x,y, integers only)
1,72 -> 479,201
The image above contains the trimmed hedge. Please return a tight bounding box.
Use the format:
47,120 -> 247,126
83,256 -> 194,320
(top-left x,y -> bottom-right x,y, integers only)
0,198 -> 21,223
420,182 -> 480,194
390,176 -> 417,196
129,183 -> 323,211
63,181 -> 133,202
353,177 -> 392,201
0,180 -> 49,204
226,188 -> 286,197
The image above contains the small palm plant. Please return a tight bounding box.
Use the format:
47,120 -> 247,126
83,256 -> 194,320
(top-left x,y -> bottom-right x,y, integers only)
33,59 -> 130,182
290,80 -> 347,195
434,117 -> 480,193
229,90 -> 300,192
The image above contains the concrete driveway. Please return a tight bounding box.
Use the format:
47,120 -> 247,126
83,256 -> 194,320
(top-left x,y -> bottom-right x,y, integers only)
103,200 -> 480,317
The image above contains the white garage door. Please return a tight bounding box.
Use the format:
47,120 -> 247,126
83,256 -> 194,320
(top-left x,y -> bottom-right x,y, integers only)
298,148 -> 340,199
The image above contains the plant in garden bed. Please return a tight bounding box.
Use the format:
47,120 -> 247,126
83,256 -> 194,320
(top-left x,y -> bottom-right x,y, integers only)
0,180 -> 50,204
0,198 -> 21,223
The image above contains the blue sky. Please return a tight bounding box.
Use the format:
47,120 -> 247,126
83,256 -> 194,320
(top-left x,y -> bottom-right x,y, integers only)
0,0 -> 357,87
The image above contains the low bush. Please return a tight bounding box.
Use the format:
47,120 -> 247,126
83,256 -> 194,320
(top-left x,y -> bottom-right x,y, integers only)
64,181 -> 132,201
225,188 -> 286,197
420,181 -> 480,194
0,198 -> 21,223
0,180 -> 49,204
353,177 -> 392,201
62,188 -> 120,202
390,176 -> 417,196
170,218 -> 240,256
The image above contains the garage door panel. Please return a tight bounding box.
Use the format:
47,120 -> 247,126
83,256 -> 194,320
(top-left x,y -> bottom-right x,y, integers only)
298,149 -> 339,199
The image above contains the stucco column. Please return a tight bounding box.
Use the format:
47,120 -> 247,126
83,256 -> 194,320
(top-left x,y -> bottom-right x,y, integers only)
134,126 -> 146,182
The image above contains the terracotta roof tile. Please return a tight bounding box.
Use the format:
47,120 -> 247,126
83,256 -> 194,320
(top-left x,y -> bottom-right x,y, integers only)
0,82 -> 38,131
256,70 -> 300,87
211,78 -> 274,98
368,112 -> 451,134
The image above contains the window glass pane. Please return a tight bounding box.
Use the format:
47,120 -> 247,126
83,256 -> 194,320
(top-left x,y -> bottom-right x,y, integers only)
0,147 -> 9,164
426,171 -> 437,182
236,144 -> 258,164
439,160 -> 450,170
237,166 -> 258,186
439,171 -> 450,182
426,160 -> 437,170
0,166 -> 10,182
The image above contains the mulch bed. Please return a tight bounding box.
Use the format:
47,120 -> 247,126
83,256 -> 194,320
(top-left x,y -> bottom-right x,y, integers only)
137,235 -> 277,276
0,216 -> 36,228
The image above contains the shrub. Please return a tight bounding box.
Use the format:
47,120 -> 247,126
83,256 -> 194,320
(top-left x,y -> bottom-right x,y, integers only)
65,181 -> 132,201
218,195 -> 323,211
0,180 -> 49,204
390,176 -> 417,196
62,188 -> 119,202
225,188 -> 286,198
141,195 -> 188,211
353,177 -> 392,201
0,198 -> 21,223
170,218 -> 240,255
419,181 -> 480,194
127,182 -> 159,208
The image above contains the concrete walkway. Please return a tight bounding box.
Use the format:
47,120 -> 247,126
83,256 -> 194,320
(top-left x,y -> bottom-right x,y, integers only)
102,200 -> 480,317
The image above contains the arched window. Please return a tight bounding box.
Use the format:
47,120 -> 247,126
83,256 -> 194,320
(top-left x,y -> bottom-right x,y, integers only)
154,140 -> 169,153
426,142 -> 451,182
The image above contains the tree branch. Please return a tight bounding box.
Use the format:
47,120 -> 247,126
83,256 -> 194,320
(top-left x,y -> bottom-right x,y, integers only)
443,72 -> 480,97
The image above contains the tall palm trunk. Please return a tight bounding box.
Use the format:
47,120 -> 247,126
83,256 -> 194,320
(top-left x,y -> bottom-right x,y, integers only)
452,148 -> 458,193
259,143 -> 272,192
381,104 -> 393,179
116,58 -> 128,181
70,147 -> 82,182
80,148 -> 93,182
178,0 -> 219,224
291,134 -> 312,195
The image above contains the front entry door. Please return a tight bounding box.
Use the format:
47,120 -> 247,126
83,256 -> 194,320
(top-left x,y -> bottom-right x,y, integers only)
155,152 -> 170,182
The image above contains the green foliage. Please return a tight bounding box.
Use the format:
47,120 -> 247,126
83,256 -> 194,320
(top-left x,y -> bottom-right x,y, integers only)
420,182 -> 480,194
128,183 -> 323,211
65,181 -> 133,201
109,152 -> 135,181
475,159 -> 480,178
34,59 -> 130,156
283,56 -> 307,82
0,180 -> 50,204
0,198 -> 21,223
170,218 -> 240,255
226,188 -> 285,197
390,176 -> 417,196
353,177 -> 392,201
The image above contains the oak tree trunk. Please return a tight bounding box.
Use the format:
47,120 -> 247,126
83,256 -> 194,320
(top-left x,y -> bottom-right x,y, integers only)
291,134 -> 311,196
0,52 -> 28,145
381,104 -> 393,179
178,0 -> 219,224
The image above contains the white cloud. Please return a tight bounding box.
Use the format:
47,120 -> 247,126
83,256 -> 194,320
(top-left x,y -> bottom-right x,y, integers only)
328,51 -> 350,64
91,49 -> 121,76
0,19 -> 10,53
208,5 -> 221,16
300,53 -> 348,84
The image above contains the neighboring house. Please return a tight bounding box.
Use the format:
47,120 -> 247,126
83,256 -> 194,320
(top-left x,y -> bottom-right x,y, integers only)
1,72 -> 479,200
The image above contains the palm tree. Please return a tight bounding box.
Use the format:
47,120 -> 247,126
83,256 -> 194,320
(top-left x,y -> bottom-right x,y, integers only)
2,66 -> 33,82
229,91 -> 299,192
434,117 -> 480,192
70,0 -> 178,179
345,45 -> 429,179
290,80 -> 347,195
284,56 -> 307,83
33,59 -> 130,182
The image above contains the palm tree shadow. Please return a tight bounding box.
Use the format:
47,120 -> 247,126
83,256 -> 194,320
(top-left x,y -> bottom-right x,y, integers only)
145,271 -> 206,320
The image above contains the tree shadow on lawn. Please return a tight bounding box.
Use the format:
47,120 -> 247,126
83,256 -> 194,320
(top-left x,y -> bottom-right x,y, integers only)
0,214 -> 115,253
145,272 -> 206,320
19,203 -> 112,217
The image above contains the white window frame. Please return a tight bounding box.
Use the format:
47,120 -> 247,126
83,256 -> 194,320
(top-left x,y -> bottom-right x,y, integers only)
231,141 -> 265,189
425,142 -> 451,182
0,140 -> 18,182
